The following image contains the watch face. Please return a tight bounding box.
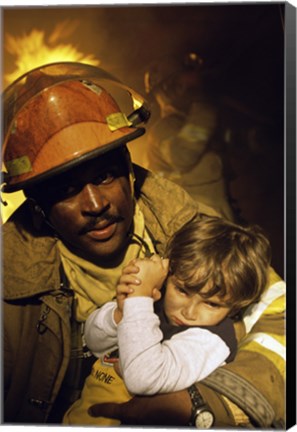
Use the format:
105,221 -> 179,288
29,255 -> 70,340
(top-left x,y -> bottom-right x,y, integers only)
195,410 -> 214,429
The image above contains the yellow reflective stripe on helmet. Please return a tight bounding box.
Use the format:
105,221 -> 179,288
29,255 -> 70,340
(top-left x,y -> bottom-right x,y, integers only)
239,335 -> 285,376
243,281 -> 285,333
6,156 -> 32,177
106,112 -> 132,131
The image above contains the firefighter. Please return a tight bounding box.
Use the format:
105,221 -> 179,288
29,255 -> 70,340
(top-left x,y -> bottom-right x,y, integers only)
2,62 -> 285,427
144,52 -> 235,221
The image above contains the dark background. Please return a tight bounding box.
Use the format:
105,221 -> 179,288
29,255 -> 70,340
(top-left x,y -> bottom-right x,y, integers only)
2,3 -> 285,276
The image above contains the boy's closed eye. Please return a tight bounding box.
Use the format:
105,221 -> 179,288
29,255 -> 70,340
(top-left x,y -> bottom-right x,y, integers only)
204,300 -> 222,309
175,285 -> 189,296
174,283 -> 229,310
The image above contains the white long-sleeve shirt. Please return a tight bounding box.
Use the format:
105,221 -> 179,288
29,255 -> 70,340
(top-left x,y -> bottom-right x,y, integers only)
85,297 -> 231,395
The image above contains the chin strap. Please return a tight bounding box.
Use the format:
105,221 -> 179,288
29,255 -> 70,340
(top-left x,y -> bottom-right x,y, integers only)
0,181 -> 8,206
128,231 -> 154,258
28,198 -> 58,234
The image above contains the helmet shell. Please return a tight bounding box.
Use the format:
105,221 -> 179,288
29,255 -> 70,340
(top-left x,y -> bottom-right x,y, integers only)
2,63 -> 146,192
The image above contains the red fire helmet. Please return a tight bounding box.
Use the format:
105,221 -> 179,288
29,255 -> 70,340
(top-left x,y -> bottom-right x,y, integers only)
2,62 -> 150,192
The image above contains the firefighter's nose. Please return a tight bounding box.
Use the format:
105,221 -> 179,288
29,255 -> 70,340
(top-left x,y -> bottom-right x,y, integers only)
81,183 -> 109,215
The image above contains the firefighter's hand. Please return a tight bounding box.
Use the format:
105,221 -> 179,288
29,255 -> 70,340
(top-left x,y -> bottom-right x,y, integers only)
88,391 -> 192,426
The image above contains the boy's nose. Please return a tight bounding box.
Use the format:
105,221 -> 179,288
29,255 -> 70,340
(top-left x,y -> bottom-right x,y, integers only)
181,300 -> 200,321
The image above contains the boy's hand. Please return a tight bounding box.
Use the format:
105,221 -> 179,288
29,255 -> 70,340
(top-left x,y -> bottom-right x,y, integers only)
114,261 -> 141,323
128,255 -> 169,298
114,255 -> 169,323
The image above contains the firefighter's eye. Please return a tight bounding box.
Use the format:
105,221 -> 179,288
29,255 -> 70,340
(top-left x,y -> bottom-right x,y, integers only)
96,172 -> 115,185
58,184 -> 80,198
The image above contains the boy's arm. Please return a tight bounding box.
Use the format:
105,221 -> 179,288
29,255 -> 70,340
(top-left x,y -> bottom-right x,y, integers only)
89,269 -> 285,428
118,297 -> 230,395
84,301 -> 119,357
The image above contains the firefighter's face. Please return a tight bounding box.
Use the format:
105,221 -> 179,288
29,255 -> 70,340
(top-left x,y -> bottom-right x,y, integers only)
163,70 -> 203,112
44,150 -> 134,266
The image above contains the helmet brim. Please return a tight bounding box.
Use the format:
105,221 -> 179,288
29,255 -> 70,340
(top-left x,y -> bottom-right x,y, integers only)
3,127 -> 145,193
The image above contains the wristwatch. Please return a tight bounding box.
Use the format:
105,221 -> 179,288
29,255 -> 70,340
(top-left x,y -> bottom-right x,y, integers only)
187,384 -> 215,428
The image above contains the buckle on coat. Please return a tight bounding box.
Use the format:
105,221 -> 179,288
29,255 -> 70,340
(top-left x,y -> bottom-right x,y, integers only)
28,398 -> 51,410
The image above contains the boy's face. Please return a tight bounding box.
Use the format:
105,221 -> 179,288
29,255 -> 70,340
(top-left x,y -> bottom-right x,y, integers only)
164,275 -> 232,327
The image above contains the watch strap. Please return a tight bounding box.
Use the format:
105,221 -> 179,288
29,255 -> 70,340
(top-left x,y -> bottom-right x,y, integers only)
187,384 -> 215,428
188,384 -> 206,409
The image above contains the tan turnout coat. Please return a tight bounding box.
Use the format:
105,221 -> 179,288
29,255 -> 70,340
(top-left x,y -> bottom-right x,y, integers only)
3,165 -> 285,426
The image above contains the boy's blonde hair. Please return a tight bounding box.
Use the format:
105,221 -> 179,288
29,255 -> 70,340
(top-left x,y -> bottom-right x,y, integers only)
165,216 -> 271,312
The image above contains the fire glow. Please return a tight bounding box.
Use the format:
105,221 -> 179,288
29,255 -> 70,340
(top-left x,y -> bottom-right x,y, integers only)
1,21 -> 100,223
4,20 -> 100,86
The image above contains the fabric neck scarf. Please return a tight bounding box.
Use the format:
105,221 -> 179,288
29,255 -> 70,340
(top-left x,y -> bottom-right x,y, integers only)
57,203 -> 155,322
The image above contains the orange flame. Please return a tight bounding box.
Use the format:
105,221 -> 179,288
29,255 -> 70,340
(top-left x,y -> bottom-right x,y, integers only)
2,20 -> 100,223
4,20 -> 100,86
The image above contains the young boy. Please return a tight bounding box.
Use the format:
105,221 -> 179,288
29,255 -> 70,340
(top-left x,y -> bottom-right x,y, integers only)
63,217 -> 271,425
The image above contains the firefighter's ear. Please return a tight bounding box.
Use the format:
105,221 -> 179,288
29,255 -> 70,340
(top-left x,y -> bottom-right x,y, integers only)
27,198 -> 46,231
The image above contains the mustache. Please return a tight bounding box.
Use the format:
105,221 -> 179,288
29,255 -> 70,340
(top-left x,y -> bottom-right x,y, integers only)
79,213 -> 124,235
